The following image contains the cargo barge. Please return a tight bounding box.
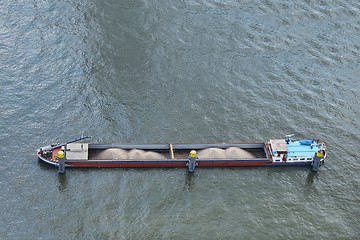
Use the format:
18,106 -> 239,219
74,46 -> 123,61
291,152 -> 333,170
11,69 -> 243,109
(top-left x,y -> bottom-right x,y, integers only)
37,135 -> 326,173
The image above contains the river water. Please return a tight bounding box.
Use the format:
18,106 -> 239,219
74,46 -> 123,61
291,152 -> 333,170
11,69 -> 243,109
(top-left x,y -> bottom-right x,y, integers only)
1,0 -> 359,239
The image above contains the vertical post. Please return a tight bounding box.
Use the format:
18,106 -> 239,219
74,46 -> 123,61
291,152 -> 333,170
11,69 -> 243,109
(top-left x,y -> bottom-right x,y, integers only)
169,143 -> 175,160
57,150 -> 66,174
187,150 -> 197,173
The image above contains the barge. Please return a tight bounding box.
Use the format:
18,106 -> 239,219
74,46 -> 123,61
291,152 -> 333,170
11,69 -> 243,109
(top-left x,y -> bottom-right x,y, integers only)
37,135 -> 326,173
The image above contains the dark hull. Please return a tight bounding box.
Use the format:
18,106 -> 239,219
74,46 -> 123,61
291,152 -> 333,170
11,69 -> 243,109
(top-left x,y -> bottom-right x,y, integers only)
37,142 -> 314,169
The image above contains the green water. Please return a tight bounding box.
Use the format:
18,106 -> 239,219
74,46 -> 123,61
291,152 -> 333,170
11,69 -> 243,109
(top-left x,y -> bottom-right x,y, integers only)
1,0 -> 359,239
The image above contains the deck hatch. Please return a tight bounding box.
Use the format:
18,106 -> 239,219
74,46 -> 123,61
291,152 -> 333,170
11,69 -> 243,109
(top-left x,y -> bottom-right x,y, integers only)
66,143 -> 89,160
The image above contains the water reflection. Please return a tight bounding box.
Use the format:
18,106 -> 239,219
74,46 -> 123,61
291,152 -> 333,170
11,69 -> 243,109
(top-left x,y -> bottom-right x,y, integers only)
304,171 -> 318,196
184,172 -> 195,191
58,173 -> 68,192
306,171 -> 317,187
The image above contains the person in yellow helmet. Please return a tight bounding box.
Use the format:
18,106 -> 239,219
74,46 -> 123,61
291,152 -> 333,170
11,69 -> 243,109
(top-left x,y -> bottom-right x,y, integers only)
187,150 -> 197,173
190,150 -> 197,158
316,151 -> 324,158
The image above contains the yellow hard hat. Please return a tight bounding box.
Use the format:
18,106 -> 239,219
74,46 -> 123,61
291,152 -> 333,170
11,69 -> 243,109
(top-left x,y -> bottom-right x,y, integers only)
190,150 -> 197,158
58,150 -> 65,159
316,151 -> 323,157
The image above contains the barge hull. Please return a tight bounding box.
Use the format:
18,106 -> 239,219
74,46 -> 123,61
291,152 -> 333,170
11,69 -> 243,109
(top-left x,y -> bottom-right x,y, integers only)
37,136 -> 325,171
62,159 -> 273,168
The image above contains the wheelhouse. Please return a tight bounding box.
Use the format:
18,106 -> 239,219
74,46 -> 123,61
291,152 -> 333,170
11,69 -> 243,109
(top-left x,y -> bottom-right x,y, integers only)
267,135 -> 326,163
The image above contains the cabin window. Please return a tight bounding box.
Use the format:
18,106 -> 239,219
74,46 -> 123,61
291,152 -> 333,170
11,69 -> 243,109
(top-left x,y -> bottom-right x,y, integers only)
307,158 -> 312,160
300,158 -> 305,160
293,158 -> 298,161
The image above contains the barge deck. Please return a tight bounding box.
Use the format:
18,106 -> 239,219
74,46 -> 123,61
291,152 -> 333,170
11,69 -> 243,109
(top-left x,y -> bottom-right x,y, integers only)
37,135 -> 326,173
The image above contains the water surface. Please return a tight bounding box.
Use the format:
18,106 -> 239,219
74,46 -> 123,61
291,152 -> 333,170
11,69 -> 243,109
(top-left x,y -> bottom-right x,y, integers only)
1,0 -> 359,239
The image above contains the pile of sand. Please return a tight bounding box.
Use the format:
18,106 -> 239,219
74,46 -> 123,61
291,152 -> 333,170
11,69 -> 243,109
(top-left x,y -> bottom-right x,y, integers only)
197,148 -> 226,159
144,151 -> 166,160
92,148 -> 166,160
225,147 -> 255,159
197,147 -> 255,159
128,149 -> 166,160
92,147 -> 255,160
128,149 -> 146,159
92,148 -> 128,160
